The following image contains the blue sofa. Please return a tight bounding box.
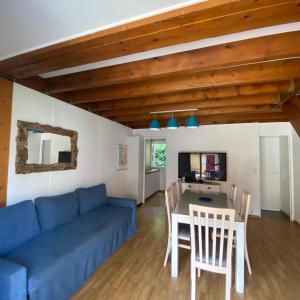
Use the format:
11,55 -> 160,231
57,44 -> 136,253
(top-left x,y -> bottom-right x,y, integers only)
0,184 -> 136,300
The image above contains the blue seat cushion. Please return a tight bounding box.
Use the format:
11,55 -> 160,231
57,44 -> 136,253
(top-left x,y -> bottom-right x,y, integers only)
0,200 -> 40,256
76,184 -> 108,214
35,192 -> 78,232
6,205 -> 133,298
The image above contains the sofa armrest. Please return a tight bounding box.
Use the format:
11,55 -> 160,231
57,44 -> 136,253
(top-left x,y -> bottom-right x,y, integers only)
108,197 -> 136,209
0,258 -> 27,300
108,197 -> 137,235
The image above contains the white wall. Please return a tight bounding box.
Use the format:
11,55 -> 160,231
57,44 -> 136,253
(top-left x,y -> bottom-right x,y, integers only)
145,171 -> 160,199
134,124 -> 261,216
134,122 -> 300,218
7,85 -> 300,218
158,167 -> 166,190
259,122 -> 298,220
259,122 -> 291,137
7,83 -> 132,205
280,136 -> 290,216
98,117 -> 132,197
126,135 -> 144,204
291,126 -> 300,222
133,122 -> 300,218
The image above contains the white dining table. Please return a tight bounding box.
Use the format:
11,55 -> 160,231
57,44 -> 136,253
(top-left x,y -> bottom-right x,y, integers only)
171,190 -> 245,294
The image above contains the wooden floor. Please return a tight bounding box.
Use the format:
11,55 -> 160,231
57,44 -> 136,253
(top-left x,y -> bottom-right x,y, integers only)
72,192 -> 300,300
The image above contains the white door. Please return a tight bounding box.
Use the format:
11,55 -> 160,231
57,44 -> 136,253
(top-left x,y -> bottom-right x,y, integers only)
279,136 -> 290,217
42,140 -> 51,164
260,137 -> 281,211
126,136 -> 144,205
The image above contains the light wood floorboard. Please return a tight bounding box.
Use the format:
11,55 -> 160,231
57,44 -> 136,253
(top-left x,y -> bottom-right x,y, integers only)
72,192 -> 300,300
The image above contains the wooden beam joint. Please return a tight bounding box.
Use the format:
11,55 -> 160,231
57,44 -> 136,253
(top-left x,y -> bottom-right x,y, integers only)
282,95 -> 300,137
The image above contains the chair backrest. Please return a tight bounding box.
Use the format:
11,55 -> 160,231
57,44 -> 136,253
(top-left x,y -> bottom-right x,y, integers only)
172,181 -> 179,208
176,179 -> 183,201
239,191 -> 251,229
229,184 -> 237,204
165,187 -> 175,236
189,204 -> 235,272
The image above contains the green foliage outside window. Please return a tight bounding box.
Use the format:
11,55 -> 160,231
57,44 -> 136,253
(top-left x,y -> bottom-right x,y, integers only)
151,143 -> 167,167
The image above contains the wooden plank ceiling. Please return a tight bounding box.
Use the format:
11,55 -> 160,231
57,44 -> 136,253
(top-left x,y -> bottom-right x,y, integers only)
1,0 -> 300,130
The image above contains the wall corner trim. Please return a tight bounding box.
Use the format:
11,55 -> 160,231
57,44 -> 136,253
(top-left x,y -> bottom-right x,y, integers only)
0,77 -> 13,207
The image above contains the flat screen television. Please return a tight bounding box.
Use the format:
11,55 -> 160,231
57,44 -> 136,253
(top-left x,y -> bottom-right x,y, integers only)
58,151 -> 71,163
178,152 -> 227,182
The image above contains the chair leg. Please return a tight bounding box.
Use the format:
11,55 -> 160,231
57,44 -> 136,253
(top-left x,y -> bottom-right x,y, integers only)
164,236 -> 171,267
197,268 -> 201,277
225,271 -> 231,300
191,263 -> 196,300
245,242 -> 252,274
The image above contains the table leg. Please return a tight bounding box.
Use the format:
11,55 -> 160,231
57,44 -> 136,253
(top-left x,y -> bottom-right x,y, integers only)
171,215 -> 178,278
235,223 -> 245,293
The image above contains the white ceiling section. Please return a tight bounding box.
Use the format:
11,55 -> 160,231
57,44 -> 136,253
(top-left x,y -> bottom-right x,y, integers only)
0,0 -> 206,60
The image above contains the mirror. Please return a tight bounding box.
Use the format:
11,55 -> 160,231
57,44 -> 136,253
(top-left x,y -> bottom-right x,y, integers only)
16,121 -> 78,174
27,131 -> 71,164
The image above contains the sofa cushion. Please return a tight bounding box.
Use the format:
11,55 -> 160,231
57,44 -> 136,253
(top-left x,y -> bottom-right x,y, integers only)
6,205 -> 133,298
35,192 -> 78,232
76,184 -> 108,214
0,258 -> 27,300
0,200 -> 40,256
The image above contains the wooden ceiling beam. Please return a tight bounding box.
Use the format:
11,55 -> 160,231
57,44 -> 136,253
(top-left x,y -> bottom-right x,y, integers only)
273,78 -> 300,106
282,95 -> 300,136
0,77 -> 13,207
77,81 -> 289,111
107,105 -> 277,123
16,76 -> 47,93
125,112 -> 287,128
46,31 -> 300,93
98,94 -> 277,117
76,81 -> 290,110
1,1 -> 300,79
65,59 -> 300,104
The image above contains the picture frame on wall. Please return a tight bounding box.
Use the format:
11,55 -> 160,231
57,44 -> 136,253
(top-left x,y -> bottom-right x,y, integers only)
118,144 -> 128,170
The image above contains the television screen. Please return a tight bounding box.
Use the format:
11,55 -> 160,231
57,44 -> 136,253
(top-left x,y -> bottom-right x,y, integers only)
58,151 -> 71,163
178,152 -> 227,182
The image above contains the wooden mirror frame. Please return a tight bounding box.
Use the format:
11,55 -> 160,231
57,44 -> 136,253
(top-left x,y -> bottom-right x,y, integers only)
16,120 -> 78,174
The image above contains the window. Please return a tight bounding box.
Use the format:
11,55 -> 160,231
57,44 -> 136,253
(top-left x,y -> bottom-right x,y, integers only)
151,143 -> 167,167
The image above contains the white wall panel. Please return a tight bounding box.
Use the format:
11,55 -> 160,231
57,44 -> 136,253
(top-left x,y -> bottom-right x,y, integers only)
7,83 -> 132,205
134,124 -> 261,215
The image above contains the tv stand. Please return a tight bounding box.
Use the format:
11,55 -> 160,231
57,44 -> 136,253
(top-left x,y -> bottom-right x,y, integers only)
182,181 -> 220,193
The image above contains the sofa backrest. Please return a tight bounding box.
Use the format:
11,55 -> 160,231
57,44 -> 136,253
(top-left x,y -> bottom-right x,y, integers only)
0,200 -> 41,256
76,184 -> 108,214
35,192 -> 78,231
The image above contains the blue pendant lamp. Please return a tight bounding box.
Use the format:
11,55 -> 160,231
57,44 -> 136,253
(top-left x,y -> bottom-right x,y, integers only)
149,119 -> 160,130
167,113 -> 179,129
149,109 -> 197,130
185,115 -> 199,128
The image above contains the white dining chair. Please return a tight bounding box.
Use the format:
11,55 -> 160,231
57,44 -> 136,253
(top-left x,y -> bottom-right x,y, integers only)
217,190 -> 252,275
189,204 -> 235,300
237,191 -> 252,275
172,181 -> 180,207
164,187 -> 190,267
176,178 -> 183,202
229,184 -> 237,207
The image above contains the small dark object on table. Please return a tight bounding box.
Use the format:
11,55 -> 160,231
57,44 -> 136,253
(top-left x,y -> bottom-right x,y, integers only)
199,196 -> 212,202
